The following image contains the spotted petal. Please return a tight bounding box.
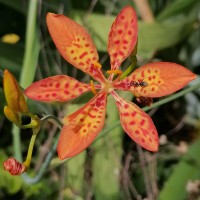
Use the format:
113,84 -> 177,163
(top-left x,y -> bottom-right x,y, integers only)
46,13 -> 105,83
114,62 -> 197,97
25,75 -> 91,102
111,91 -> 158,151
108,6 -> 138,70
57,92 -> 107,159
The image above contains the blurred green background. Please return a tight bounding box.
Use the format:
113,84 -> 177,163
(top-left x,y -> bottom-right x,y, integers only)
0,0 -> 200,199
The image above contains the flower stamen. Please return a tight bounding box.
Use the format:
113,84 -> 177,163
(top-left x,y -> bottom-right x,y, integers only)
94,62 -> 102,69
90,80 -> 98,95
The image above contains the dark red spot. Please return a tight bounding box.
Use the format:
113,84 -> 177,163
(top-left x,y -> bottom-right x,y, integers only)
88,113 -> 96,118
148,69 -> 151,73
74,83 -> 79,88
49,83 -> 53,87
80,118 -> 84,122
64,90 -> 69,95
55,83 -> 60,88
79,88 -> 83,93
149,138 -> 152,142
158,80 -> 161,84
113,53 -> 118,58
83,129 -> 87,133
124,104 -> 129,109
87,123 -> 91,128
41,84 -> 47,87
123,40 -> 128,44
151,87 -> 155,91
85,43 -> 90,47
96,121 -> 101,123
135,130 -> 140,134
128,30 -> 132,35
152,75 -> 156,79
93,125 -> 97,128
92,57 -> 96,61
52,93 -> 56,97
120,15 -> 125,20
79,52 -> 88,59
155,70 -> 158,73
131,112 -> 137,117
65,83 -> 69,88
148,77 -> 152,81
45,94 -> 49,98
140,119 -> 145,126
152,131 -> 156,135
77,38 -> 80,42
97,115 -> 102,118
79,62 -> 84,66
37,95 -> 42,98
142,138 -> 145,143
129,121 -> 135,125
119,51 -> 124,56
90,50 -> 94,54
114,40 -> 120,44
70,50 -> 74,54
124,112 -> 129,116
118,30 -> 123,34
141,71 -> 145,77
123,46 -> 127,50
73,57 -> 77,60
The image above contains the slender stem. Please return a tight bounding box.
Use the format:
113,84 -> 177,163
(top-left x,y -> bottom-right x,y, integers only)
41,115 -> 63,129
23,133 -> 37,169
21,115 -> 62,184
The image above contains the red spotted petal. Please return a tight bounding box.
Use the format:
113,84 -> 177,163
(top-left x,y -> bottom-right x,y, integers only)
46,13 -> 105,83
25,75 -> 91,102
108,6 -> 138,70
111,91 -> 158,151
57,92 -> 107,159
114,62 -> 197,97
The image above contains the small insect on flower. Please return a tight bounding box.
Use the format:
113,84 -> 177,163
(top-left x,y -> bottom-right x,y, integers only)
130,79 -> 149,87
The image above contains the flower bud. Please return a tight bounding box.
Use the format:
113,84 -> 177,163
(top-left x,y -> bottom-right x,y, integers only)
3,158 -> 26,175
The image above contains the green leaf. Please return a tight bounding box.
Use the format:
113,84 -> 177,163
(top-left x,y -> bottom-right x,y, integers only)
158,139 -> 200,200
157,0 -> 199,21
0,151 -> 23,194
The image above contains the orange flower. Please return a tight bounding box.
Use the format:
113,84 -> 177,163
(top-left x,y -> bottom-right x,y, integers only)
25,6 -> 196,159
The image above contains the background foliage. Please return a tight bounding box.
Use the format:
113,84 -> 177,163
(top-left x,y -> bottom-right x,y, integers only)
0,0 -> 200,199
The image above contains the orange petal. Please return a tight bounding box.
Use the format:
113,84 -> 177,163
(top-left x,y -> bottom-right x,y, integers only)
108,6 -> 138,70
46,13 -> 105,83
114,62 -> 197,97
57,92 -> 107,159
3,69 -> 28,113
111,91 -> 158,151
25,75 -> 91,102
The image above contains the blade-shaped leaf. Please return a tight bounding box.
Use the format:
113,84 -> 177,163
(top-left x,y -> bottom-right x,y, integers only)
25,75 -> 91,102
111,91 -> 158,151
46,13 -> 105,83
57,92 -> 107,159
114,62 -> 197,98
108,6 -> 138,70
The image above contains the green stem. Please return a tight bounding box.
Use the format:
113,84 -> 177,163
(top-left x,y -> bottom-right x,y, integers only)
21,115 -> 62,184
12,0 -> 39,161
41,115 -> 63,129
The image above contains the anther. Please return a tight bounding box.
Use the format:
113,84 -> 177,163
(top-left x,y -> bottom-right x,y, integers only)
106,69 -> 123,75
94,62 -> 102,69
90,80 -> 98,95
